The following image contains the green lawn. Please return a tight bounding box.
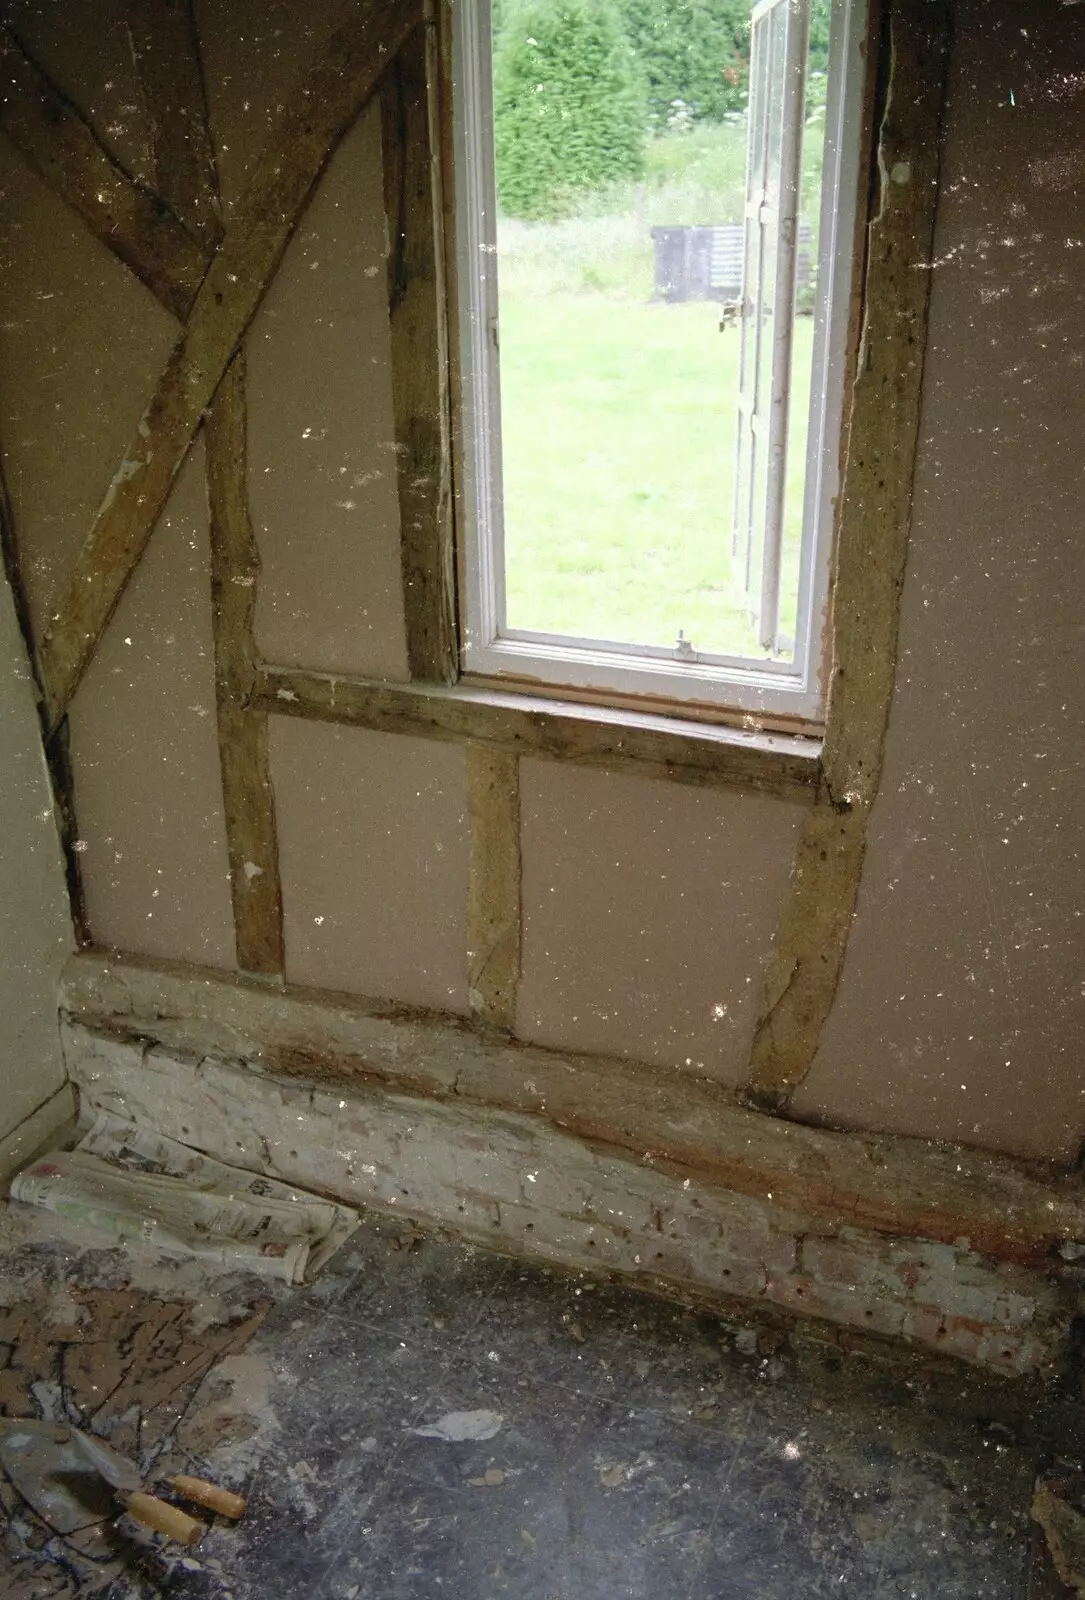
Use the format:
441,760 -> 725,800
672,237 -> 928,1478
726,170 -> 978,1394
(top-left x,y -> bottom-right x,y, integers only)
499,288 -> 814,659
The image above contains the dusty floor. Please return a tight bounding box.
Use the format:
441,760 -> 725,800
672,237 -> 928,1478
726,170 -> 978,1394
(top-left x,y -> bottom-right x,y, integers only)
0,1202 -> 1080,1599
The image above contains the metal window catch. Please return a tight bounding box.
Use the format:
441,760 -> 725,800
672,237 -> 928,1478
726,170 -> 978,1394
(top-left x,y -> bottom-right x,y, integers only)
719,299 -> 740,331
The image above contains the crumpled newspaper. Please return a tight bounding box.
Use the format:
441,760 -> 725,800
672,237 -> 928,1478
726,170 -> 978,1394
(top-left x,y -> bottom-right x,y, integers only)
11,1110 -> 358,1284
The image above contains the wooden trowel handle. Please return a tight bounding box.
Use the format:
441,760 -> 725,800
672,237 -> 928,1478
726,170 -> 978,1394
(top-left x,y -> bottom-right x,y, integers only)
170,1475 -> 247,1519
125,1492 -> 205,1544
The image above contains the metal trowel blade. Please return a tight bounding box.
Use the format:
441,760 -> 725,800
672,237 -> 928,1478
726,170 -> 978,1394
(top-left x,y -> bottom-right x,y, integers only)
0,1417 -> 115,1534
70,1426 -> 142,1492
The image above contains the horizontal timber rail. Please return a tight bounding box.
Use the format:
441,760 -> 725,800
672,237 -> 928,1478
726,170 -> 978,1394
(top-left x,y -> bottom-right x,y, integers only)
62,949 -> 1085,1273
255,666 -> 820,800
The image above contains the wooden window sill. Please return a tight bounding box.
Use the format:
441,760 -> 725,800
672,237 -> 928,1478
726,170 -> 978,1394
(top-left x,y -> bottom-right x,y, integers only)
256,665 -> 821,799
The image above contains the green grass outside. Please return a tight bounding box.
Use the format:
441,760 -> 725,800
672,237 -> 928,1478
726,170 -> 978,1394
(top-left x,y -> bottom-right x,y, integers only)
493,116 -> 820,661
499,289 -> 814,659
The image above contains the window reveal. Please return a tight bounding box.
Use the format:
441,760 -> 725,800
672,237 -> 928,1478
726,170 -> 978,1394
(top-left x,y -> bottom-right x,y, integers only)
450,0 -> 867,724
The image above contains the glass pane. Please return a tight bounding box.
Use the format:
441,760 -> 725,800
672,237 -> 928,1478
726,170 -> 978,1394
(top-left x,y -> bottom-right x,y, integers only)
490,0 -> 827,664
766,4 -> 787,188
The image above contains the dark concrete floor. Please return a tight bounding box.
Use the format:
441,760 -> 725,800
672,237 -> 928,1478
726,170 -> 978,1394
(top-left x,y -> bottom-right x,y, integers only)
0,1206 -> 1079,1598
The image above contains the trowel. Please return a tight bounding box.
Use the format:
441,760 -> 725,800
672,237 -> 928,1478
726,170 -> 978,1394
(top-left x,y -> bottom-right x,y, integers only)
0,1417 -> 246,1544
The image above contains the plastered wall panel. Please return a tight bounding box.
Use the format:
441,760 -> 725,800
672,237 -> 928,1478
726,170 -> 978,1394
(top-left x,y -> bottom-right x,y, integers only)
0,140 -> 178,639
67,442 -> 236,969
245,107 -> 408,680
793,0 -> 1085,1163
517,762 -> 807,1083
270,720 -> 469,1012
195,0 -> 355,217
0,563 -> 72,1140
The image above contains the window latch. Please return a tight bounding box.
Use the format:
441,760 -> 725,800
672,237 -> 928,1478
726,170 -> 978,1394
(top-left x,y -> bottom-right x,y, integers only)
719,299 -> 740,331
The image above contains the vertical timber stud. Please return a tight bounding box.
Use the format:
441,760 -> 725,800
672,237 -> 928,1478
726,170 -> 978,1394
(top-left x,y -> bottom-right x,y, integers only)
206,356 -> 285,976
466,745 -> 522,1030
745,0 -> 951,1110
421,4 -> 522,1026
434,0 -> 469,664
381,17 -> 458,684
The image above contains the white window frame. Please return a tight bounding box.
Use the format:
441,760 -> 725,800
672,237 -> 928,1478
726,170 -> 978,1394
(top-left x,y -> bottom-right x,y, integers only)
734,0 -> 812,656
450,0 -> 867,725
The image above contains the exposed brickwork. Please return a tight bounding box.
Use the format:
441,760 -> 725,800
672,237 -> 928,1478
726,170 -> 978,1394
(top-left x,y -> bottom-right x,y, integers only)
62,1021 -> 1073,1375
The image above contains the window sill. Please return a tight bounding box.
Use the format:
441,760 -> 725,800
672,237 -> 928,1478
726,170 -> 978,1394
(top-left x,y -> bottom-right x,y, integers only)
463,633 -> 823,724
258,665 -> 821,800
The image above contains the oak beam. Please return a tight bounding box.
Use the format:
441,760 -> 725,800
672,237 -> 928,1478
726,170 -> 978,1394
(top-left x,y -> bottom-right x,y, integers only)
205,356 -> 284,976
466,744 -> 521,1028
745,0 -> 951,1108
380,20 -> 457,682
61,948 -> 1085,1273
0,444 -> 89,943
256,665 -> 820,800
126,1 -> 281,972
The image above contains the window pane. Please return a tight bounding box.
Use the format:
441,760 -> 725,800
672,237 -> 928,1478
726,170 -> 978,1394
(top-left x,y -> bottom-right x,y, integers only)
491,0 -> 827,666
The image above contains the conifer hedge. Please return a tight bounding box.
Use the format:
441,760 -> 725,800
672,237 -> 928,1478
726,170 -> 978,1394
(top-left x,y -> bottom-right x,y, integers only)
493,0 -> 647,218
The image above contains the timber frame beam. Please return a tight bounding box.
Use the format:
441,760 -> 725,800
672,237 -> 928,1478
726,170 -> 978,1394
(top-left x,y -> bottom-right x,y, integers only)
466,743 -> 521,1028
206,357 -> 285,974
255,665 -> 820,800
743,0 -> 952,1110
0,24 -> 211,318
380,14 -> 458,684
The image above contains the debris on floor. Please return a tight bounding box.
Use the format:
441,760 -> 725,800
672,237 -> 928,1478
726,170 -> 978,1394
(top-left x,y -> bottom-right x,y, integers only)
0,1211 -> 275,1597
1032,1478 -> 1085,1595
1,1203 -> 1082,1597
410,1408 -> 504,1442
10,1110 -> 358,1283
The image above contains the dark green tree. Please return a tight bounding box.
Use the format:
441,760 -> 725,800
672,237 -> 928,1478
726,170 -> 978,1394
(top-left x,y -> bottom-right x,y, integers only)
614,0 -> 750,127
808,0 -> 831,77
493,0 -> 647,219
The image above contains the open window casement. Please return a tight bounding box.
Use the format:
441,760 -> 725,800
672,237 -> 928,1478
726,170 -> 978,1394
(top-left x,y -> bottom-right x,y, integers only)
451,0 -> 867,727
733,0 -> 811,656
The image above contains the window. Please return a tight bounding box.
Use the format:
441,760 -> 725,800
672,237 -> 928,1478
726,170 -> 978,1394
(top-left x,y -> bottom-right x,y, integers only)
450,0 -> 866,725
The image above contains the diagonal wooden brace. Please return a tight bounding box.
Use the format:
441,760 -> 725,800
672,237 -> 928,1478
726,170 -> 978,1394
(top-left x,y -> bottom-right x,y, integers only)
0,24 -> 209,319
36,0 -> 421,733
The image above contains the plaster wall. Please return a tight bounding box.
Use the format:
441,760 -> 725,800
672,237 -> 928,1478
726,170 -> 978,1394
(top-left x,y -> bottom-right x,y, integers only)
517,762 -> 806,1085
794,0 -> 1085,1163
269,718 -> 470,1013
66,444 -> 237,969
244,105 -> 409,680
0,563 -> 72,1144
0,136 -> 177,641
